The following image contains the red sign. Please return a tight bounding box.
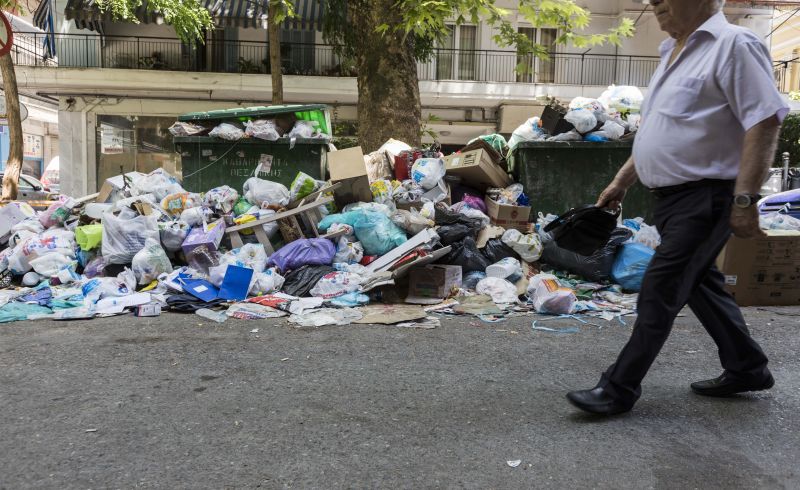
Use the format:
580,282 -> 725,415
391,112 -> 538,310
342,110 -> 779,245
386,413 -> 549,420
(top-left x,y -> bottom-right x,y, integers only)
0,11 -> 13,58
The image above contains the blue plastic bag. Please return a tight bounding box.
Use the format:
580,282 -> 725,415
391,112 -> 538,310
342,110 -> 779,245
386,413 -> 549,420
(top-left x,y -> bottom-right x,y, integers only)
612,243 -> 655,292
320,211 -> 406,256
266,238 -> 336,272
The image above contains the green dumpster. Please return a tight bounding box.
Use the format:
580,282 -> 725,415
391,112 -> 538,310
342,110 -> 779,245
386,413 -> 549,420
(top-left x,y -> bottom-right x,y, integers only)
511,141 -> 654,222
174,104 -> 332,192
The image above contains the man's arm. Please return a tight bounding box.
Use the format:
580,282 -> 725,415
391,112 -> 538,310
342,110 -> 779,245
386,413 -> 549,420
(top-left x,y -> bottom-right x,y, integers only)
596,156 -> 639,209
730,116 -> 781,238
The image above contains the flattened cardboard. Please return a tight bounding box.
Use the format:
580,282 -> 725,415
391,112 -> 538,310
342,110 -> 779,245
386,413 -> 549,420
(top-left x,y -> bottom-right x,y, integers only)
443,149 -> 511,190
484,196 -> 532,233
716,231 -> 800,306
328,146 -> 373,207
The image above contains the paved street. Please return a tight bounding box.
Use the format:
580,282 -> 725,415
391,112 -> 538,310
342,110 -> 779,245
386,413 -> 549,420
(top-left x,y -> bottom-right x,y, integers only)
1,307 -> 798,489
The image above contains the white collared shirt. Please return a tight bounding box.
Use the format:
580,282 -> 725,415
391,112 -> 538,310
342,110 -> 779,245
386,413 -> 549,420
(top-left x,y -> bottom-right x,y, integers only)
633,12 -> 790,189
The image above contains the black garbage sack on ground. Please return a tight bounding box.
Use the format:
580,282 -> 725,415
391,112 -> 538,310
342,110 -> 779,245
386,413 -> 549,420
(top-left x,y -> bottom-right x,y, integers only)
541,227 -> 632,282
482,238 -> 520,263
282,264 -> 336,297
437,236 -> 491,273
166,294 -> 228,313
434,203 -> 483,229
438,222 -> 481,245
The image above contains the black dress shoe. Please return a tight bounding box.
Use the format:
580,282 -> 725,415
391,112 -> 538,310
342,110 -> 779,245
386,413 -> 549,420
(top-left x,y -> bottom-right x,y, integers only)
566,387 -> 633,415
690,371 -> 775,397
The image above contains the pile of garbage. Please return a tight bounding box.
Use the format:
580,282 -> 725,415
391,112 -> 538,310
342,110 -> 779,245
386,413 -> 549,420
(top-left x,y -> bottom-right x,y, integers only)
0,132 -> 662,327
506,85 -> 644,153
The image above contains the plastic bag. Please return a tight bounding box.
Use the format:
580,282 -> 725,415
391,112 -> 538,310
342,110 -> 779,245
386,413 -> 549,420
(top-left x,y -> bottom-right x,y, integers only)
243,177 -> 290,208
370,179 -> 398,206
75,224 -> 103,251
159,220 -> 190,252
463,271 -> 487,290
29,253 -> 74,277
437,236 -> 491,274
457,207 -> 490,228
612,243 -> 655,292
547,130 -> 583,142
564,108 -> 598,134
507,117 -> 545,151
587,120 -> 626,142
391,210 -> 434,235
353,212 -> 407,255
482,239 -> 520,264
476,277 -> 519,304
634,223 -> 661,249
501,229 -> 543,262
527,273 -> 576,314
485,257 -> 522,280
84,256 -> 107,279
282,265 -> 336,297
209,123 -> 245,141
333,238 -> 364,265
161,192 -> 202,217
468,134 -> 508,154
288,120 -> 320,139
101,211 -> 160,265
245,119 -> 280,141
234,243 -> 268,273
598,85 -> 644,113
131,238 -> 173,285
411,158 -> 446,191
759,212 -> 800,231
82,268 -> 137,305
179,207 -> 210,228
249,268 -> 286,296
290,172 -> 322,202
309,271 -> 365,299
541,228 -> 632,282
131,169 -> 184,202
266,238 -> 336,272
234,197 -> 253,217
204,186 -> 239,214
39,199 -> 74,229
168,122 -> 206,137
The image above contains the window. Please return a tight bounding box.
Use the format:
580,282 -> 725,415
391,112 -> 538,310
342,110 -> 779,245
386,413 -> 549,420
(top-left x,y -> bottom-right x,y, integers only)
516,27 -> 557,83
436,24 -> 478,81
18,176 -> 35,191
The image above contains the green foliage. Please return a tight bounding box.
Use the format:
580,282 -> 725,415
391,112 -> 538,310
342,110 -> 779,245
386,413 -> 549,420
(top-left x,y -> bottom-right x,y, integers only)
789,91 -> 800,101
93,0 -> 214,44
237,57 -> 262,74
775,113 -> 800,166
420,113 -> 441,141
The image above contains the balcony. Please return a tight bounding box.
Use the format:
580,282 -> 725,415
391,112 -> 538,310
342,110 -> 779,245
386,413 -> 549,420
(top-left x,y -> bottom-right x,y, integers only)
12,33 -> 661,88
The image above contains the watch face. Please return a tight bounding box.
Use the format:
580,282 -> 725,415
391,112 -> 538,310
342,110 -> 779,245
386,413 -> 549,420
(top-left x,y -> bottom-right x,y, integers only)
734,194 -> 752,207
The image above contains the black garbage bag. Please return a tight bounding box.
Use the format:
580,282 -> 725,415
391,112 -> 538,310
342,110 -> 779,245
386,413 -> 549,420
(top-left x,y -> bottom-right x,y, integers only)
434,203 -> 483,229
482,238 -> 520,263
437,236 -> 491,274
438,222 -> 481,245
282,264 -> 336,297
166,294 -> 228,313
540,227 -> 632,282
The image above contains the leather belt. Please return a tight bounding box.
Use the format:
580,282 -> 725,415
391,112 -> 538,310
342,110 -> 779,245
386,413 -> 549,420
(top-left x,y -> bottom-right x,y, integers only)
649,179 -> 735,199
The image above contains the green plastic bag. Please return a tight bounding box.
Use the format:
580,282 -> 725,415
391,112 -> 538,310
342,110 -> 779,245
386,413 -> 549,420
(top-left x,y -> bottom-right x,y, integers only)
234,197 -> 252,217
468,134 -> 507,154
75,224 -> 103,251
289,171 -> 322,202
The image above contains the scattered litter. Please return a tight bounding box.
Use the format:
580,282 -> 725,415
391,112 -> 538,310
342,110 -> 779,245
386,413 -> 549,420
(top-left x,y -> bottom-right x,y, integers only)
507,460 -> 522,468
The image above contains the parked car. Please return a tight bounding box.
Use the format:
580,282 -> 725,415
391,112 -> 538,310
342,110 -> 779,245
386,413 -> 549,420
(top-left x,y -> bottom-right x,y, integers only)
0,173 -> 58,201
40,157 -> 60,193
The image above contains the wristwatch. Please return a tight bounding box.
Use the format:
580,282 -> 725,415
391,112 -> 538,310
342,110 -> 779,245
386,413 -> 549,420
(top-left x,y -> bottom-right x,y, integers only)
733,193 -> 762,209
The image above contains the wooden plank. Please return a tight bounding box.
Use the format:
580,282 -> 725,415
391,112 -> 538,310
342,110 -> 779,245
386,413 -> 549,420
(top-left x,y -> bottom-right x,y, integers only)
225,196 -> 335,233
287,182 -> 341,209
253,226 -> 275,255
230,231 -> 245,249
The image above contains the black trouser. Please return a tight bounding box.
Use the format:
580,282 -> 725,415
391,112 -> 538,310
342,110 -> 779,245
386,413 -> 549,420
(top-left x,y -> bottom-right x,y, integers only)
599,181 -> 770,405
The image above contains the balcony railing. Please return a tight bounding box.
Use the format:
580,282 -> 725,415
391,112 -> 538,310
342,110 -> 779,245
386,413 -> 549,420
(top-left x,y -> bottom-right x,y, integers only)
12,33 -> 661,87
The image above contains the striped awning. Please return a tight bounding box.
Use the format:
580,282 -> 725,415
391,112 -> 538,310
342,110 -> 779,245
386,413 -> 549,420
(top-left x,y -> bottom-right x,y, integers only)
64,0 -> 324,31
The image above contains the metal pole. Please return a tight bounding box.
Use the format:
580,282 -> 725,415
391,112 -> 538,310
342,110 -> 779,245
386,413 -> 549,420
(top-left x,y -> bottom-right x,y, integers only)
783,152 -> 791,191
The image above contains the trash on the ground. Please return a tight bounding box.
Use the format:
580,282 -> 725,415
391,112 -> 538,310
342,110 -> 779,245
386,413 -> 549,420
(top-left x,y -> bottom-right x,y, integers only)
507,460 -> 522,468
354,304 -> 427,324
405,264 -> 461,305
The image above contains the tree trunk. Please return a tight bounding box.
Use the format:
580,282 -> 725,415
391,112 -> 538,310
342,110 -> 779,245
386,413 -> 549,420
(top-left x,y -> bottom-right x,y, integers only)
268,2 -> 284,105
349,0 -> 422,153
0,53 -> 23,200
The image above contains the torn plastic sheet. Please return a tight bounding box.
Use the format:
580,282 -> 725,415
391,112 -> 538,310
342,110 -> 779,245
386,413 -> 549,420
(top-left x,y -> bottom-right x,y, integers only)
288,307 -> 362,327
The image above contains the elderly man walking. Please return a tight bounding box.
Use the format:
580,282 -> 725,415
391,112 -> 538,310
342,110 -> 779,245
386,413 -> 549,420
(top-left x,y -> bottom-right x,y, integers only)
567,0 -> 790,415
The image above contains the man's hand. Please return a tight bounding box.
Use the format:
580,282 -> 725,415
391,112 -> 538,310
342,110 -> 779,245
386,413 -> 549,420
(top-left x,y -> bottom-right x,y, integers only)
596,183 -> 627,210
730,205 -> 766,239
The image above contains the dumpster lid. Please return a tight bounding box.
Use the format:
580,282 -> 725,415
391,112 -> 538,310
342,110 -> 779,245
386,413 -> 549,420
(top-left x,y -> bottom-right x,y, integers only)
177,104 -> 329,122
173,136 -> 330,144
514,140 -> 633,150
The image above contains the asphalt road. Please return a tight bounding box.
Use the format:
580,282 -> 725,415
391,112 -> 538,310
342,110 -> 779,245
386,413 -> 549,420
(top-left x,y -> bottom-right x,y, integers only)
1,306 -> 798,489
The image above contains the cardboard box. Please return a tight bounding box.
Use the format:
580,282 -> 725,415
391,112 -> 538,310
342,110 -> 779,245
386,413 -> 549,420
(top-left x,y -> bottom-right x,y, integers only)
484,196 -> 532,232
443,149 -> 511,190
182,219 -> 227,255
716,232 -> 800,306
406,264 -> 462,304
328,146 -> 372,207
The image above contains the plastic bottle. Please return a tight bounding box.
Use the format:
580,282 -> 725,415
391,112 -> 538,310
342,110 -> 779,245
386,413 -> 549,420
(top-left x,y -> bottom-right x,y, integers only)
195,308 -> 228,323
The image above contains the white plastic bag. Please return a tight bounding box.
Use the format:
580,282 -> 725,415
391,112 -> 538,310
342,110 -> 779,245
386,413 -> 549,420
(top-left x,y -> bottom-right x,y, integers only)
160,220 -> 191,252
476,277 -> 519,304
234,244 -> 268,273
565,108 -> 598,134
411,158 -> 446,190
590,120 -> 626,141
245,119 -> 280,141
759,212 -> 800,231
101,212 -> 160,265
536,213 -> 558,243
131,169 -> 185,201
527,273 -> 576,315
29,253 -> 73,277
634,223 -> 661,249
249,268 -> 286,296
391,210 -> 434,235
507,117 -> 546,151
458,207 -> 491,228
131,238 -> 173,285
309,271 -> 365,299
502,229 -> 544,262
598,85 -> 644,113
209,123 -> 245,141
333,238 -> 364,265
288,120 -> 320,139
243,177 -> 290,207
547,130 -> 583,142
180,207 -> 210,228
203,186 -> 239,214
